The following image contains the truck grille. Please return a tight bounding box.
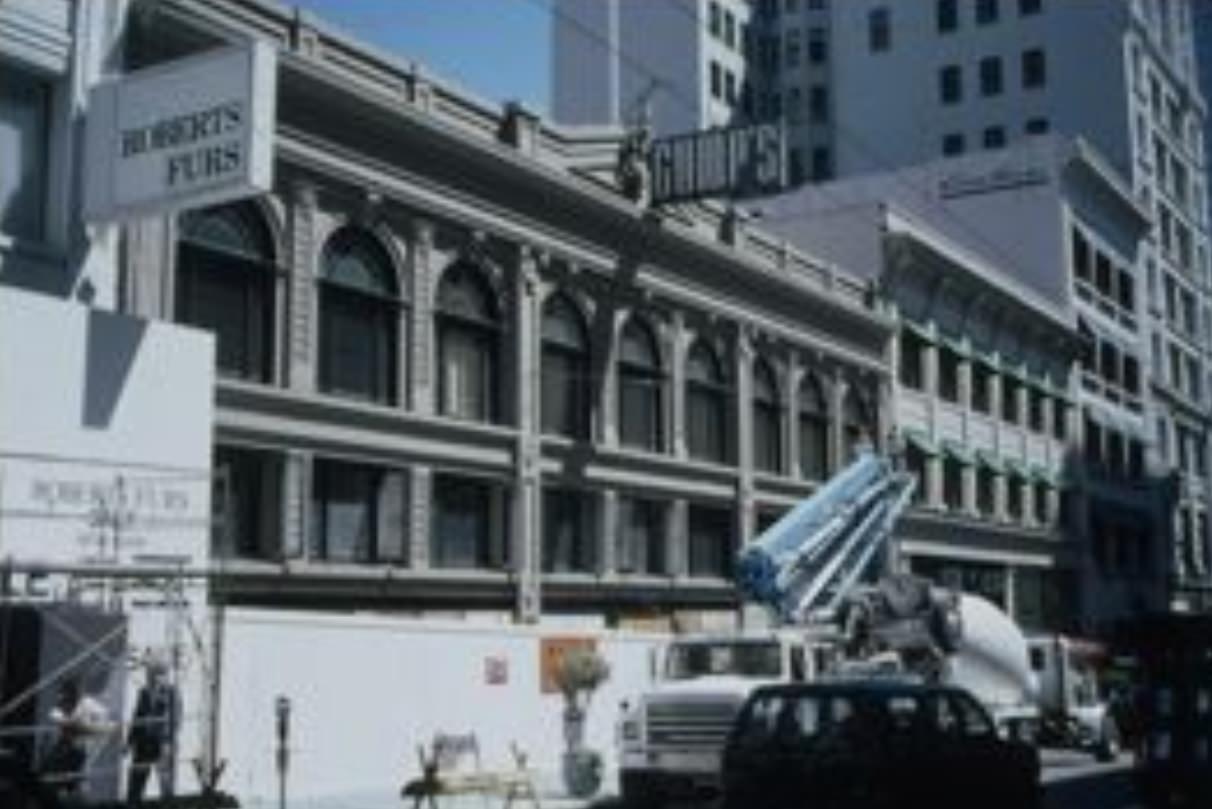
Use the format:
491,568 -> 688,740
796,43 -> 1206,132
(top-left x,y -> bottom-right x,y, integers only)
646,700 -> 740,749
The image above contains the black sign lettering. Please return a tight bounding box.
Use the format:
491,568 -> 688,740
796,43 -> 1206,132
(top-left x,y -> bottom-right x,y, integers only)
649,123 -> 785,206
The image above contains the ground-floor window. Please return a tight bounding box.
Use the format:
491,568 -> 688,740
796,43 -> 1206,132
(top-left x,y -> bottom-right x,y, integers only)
1033,482 -> 1050,525
616,495 -> 667,575
543,488 -> 596,573
906,446 -> 928,505
431,474 -> 509,569
1013,568 -> 1073,632
943,458 -> 964,511
912,556 -> 1007,611
976,467 -> 996,516
310,458 -> 407,564
213,445 -> 282,559
1006,478 -> 1024,522
688,503 -> 734,579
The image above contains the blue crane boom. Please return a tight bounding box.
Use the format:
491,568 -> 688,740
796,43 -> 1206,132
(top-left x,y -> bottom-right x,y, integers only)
735,451 -> 916,625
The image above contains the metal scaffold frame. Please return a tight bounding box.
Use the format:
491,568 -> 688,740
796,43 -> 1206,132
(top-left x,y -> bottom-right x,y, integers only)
0,459 -> 232,805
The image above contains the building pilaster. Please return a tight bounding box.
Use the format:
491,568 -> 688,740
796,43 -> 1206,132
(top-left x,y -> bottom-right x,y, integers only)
831,374 -> 848,472
667,498 -> 688,578
409,465 -> 432,570
286,182 -> 318,392
409,218 -> 437,414
671,312 -> 688,459
788,355 -> 803,479
599,489 -> 618,576
736,328 -> 755,547
512,246 -> 542,622
280,450 -> 311,560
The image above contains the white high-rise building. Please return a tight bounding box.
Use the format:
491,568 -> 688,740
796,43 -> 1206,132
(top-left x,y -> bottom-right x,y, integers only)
553,0 -> 1212,613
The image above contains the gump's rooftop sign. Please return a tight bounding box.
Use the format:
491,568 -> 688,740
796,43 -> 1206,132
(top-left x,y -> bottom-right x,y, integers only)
647,123 -> 786,206
84,43 -> 277,223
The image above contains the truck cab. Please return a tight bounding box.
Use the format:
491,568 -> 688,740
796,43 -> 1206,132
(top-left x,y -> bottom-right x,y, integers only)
618,632 -> 836,805
1028,635 -> 1119,760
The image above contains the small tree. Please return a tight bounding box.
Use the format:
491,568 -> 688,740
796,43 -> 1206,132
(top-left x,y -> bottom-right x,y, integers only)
553,647 -> 610,797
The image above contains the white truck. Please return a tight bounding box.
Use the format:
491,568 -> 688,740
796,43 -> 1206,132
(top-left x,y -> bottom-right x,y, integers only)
617,452 -> 1113,805
1028,634 -> 1120,760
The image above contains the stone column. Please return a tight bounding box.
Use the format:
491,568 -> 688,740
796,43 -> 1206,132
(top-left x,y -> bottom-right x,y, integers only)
994,472 -> 1008,523
1004,565 -> 1018,622
280,450 -> 311,560
121,216 -> 175,320
926,455 -> 944,510
1016,378 -> 1029,426
876,376 -> 893,453
286,182 -> 318,392
409,218 -> 438,414
671,312 -> 688,459
409,465 -> 432,570
512,247 -> 542,623
787,356 -> 802,479
923,341 -> 939,398
600,311 -> 623,447
962,464 -> 978,516
831,375 -> 848,473
958,355 -> 973,410
667,499 -> 688,578
599,489 -> 618,577
736,329 -> 755,548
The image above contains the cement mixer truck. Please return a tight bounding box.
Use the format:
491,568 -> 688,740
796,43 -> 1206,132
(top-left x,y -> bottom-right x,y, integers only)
617,452 -> 1114,806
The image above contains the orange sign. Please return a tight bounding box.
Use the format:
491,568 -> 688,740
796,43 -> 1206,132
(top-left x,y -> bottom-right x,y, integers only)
539,636 -> 597,694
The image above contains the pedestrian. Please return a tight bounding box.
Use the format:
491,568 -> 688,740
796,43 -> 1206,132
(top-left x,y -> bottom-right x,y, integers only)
41,677 -> 112,803
124,654 -> 180,806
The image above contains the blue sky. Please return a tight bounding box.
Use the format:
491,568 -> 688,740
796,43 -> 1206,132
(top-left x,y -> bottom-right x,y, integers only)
290,0 -> 552,112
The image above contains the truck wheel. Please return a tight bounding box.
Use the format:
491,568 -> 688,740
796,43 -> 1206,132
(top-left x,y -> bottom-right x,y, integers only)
1094,716 -> 1120,762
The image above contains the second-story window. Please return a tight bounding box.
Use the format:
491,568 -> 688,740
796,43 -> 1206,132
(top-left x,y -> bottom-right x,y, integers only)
541,294 -> 590,439
619,316 -> 665,452
1022,48 -> 1047,89
868,7 -> 891,52
1002,375 -> 1020,424
842,388 -> 875,460
177,203 -> 277,383
980,56 -> 1003,96
940,65 -> 963,104
0,65 -> 50,243
753,360 -> 782,474
972,361 -> 992,413
437,262 -> 500,422
687,341 -> 730,464
318,228 -> 400,404
976,0 -> 999,25
799,374 -> 830,481
938,346 -> 961,403
937,0 -> 959,32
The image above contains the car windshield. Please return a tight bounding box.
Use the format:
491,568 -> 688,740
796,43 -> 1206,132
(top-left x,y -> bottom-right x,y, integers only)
665,641 -> 783,680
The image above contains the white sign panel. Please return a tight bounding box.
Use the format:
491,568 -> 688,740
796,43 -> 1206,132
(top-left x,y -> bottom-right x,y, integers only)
0,288 -> 214,585
85,42 -> 277,223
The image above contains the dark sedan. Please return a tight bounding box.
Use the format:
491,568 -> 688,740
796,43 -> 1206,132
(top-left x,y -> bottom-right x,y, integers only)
722,680 -> 1040,809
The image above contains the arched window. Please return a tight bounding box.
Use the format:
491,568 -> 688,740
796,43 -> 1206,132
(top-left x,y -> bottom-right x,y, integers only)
686,341 -> 729,464
177,202 -> 275,381
437,263 -> 500,422
843,387 -> 875,460
541,294 -> 590,438
798,373 -> 829,481
318,228 -> 399,403
618,317 -> 664,452
753,360 -> 782,474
